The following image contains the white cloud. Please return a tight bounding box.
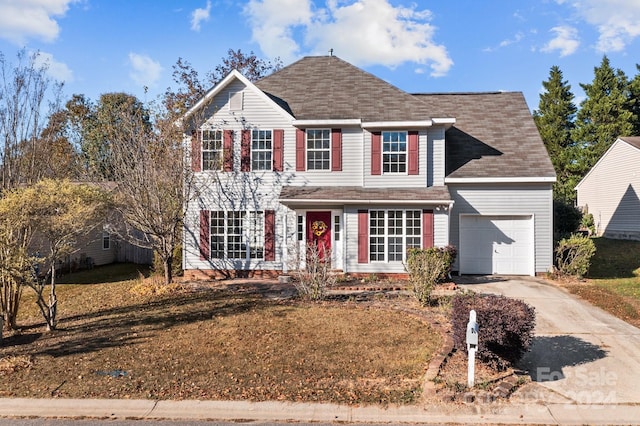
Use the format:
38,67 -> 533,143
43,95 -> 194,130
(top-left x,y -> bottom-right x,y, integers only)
244,0 -> 452,77
128,53 -> 163,88
541,26 -> 580,56
33,51 -> 73,82
484,32 -> 525,52
244,0 -> 313,62
0,0 -> 77,44
566,0 -> 640,52
191,0 -> 212,31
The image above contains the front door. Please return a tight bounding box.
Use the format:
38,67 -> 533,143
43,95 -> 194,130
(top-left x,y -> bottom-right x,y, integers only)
306,211 -> 331,262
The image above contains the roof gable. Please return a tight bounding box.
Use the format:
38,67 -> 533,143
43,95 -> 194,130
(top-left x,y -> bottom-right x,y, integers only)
183,69 -> 293,124
619,136 -> 640,150
576,137 -> 640,189
254,56 -> 433,122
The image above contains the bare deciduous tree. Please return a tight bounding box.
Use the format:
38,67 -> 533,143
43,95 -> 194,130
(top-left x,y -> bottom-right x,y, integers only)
108,100 -> 194,284
0,49 -> 65,190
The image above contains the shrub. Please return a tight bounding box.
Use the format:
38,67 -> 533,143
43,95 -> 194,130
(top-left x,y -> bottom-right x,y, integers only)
580,213 -> 596,236
451,293 -> 535,370
290,244 -> 336,301
555,234 -> 596,279
405,246 -> 457,305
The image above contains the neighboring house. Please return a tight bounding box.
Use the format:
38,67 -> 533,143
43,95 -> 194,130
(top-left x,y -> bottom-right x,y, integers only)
576,137 -> 640,241
182,56 -> 556,278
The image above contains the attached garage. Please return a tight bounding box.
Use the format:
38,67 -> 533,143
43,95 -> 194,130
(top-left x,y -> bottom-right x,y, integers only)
459,215 -> 534,276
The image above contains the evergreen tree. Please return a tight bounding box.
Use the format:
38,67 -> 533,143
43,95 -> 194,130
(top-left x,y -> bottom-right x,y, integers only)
533,65 -> 578,202
628,64 -> 640,136
572,56 -> 634,171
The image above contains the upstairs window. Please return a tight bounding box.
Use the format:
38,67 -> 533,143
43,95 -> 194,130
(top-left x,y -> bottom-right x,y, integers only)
306,129 -> 330,170
252,130 -> 272,171
202,130 -> 223,171
382,131 -> 407,173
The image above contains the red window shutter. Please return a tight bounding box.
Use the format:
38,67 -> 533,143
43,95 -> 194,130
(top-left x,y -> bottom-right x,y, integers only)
357,210 -> 369,263
199,210 -> 210,260
264,210 -> 275,261
408,131 -> 419,175
241,129 -> 251,172
191,130 -> 201,172
223,130 -> 234,172
295,128 -> 305,171
422,209 -> 434,248
273,129 -> 284,172
331,128 -> 342,171
371,132 -> 381,175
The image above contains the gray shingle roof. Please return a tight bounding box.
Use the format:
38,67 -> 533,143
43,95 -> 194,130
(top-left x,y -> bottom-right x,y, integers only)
253,56 -> 554,180
280,186 -> 451,203
413,92 -> 556,179
255,56 -> 433,121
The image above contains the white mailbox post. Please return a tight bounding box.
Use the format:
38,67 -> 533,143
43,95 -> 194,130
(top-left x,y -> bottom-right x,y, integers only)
466,309 -> 478,388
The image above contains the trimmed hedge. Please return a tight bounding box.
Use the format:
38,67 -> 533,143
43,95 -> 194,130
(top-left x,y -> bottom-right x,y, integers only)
451,293 -> 536,370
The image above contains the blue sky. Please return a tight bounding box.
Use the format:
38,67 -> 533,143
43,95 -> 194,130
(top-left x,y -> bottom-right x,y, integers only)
1,0 -> 640,111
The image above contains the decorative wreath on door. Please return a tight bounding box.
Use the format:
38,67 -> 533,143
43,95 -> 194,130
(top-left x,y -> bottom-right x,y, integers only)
311,220 -> 328,237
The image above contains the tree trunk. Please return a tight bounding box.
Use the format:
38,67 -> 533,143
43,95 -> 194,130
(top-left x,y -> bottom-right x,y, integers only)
47,264 -> 57,331
164,254 -> 173,285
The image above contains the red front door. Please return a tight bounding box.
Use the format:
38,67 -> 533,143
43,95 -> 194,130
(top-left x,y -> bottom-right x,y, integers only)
306,211 -> 331,262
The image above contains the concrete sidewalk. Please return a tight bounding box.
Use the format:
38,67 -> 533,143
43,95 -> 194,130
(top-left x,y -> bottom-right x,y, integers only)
2,397 -> 640,424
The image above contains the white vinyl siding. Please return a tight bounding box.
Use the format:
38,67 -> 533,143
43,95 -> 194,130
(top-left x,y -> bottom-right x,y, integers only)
449,183 -> 553,275
428,127 -> 446,186
576,140 -> 640,240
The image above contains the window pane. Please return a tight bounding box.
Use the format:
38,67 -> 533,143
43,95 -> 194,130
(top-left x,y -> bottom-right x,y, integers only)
202,130 -> 223,171
306,129 -> 330,170
248,211 -> 264,259
382,131 -> 407,174
252,130 -> 272,171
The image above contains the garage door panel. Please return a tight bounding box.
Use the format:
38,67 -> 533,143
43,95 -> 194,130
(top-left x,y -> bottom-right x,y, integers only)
460,215 -> 533,275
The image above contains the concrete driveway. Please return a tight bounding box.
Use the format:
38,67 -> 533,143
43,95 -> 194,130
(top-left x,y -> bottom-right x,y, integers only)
455,276 -> 640,404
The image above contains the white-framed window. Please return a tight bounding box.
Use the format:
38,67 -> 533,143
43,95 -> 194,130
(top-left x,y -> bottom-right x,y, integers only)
297,215 -> 304,241
202,130 -> 223,171
252,130 -> 272,171
306,129 -> 330,170
209,211 -> 265,260
248,211 -> 265,259
382,131 -> 407,173
369,209 -> 421,262
102,231 -> 110,250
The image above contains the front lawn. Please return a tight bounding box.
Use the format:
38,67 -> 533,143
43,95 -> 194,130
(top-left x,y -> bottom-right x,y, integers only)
1,269 -> 442,405
563,237 -> 640,327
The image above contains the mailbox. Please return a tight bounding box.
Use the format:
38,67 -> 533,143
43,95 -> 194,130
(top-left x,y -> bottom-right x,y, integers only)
466,309 -> 478,351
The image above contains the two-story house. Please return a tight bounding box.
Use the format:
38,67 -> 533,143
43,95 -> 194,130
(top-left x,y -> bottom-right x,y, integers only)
182,56 -> 556,278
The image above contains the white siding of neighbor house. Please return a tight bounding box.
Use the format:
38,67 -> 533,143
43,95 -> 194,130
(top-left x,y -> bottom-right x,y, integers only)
576,140 -> 640,240
448,183 -> 553,274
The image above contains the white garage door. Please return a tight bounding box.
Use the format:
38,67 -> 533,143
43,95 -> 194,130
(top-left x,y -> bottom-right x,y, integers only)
459,215 -> 534,275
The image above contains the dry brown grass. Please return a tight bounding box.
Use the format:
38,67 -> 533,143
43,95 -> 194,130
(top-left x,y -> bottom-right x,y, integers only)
1,270 -> 442,405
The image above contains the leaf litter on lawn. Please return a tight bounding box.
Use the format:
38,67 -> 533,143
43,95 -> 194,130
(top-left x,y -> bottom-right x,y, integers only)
1,273 -> 442,405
